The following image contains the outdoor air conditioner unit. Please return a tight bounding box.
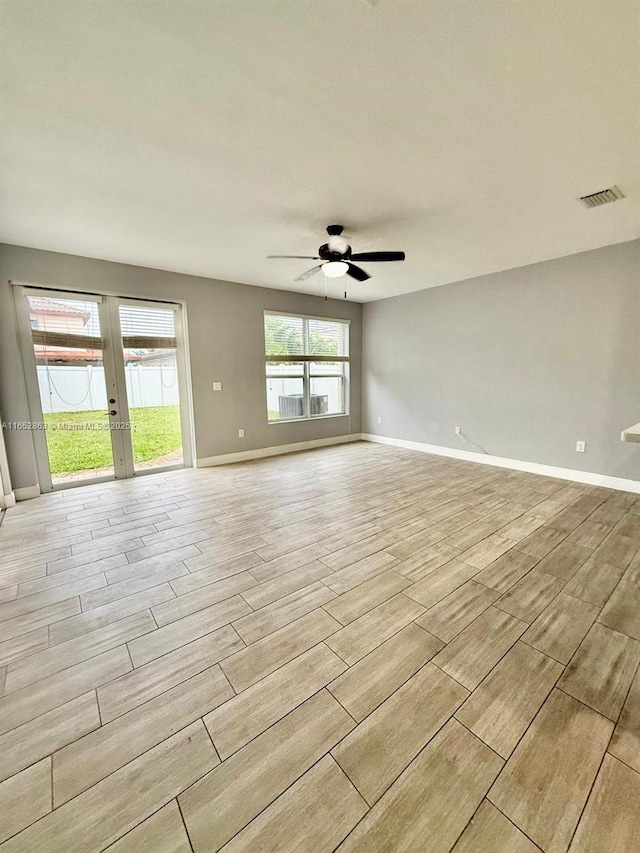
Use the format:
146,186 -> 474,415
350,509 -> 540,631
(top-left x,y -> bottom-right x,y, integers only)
278,394 -> 328,418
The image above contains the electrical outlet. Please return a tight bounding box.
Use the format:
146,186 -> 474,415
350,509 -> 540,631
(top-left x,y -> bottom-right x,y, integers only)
455,426 -> 462,435
212,381 -> 222,391
238,429 -> 245,438
377,416 -> 382,424
576,440 -> 586,453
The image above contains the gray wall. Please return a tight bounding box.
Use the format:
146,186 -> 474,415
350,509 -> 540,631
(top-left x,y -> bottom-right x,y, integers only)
363,239 -> 640,482
0,244 -> 362,492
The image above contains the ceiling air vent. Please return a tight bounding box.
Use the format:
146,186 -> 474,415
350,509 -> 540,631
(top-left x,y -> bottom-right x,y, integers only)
578,186 -> 625,209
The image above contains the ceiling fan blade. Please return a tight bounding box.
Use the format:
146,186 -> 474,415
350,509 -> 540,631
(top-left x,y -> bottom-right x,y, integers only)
346,263 -> 370,282
295,265 -> 323,282
267,255 -> 319,259
349,251 -> 405,262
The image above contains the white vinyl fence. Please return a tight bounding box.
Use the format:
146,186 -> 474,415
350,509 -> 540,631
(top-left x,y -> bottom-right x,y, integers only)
38,365 -> 340,417
37,365 -> 179,413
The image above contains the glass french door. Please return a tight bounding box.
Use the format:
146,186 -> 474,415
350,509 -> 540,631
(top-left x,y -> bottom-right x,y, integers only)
15,286 -> 192,490
118,302 -> 185,474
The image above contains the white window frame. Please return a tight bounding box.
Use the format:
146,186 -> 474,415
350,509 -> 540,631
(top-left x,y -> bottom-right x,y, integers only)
264,311 -> 350,423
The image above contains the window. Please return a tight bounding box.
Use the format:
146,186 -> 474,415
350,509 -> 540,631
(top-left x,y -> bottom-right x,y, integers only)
264,312 -> 349,422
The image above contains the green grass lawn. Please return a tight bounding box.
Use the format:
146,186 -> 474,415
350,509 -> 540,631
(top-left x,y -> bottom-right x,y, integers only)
43,406 -> 182,474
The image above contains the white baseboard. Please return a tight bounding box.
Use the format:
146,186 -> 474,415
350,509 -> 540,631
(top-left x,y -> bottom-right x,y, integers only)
362,433 -> 640,494
1,491 -> 16,509
196,433 -> 362,467
14,484 -> 41,502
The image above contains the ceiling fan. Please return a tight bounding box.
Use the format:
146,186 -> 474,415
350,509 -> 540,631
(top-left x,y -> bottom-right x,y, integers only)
267,224 -> 405,282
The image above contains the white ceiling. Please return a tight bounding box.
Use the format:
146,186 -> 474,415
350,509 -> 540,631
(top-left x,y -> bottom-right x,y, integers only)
1,0 -> 638,302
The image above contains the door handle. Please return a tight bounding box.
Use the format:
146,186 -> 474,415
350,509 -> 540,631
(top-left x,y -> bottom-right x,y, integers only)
107,410 -> 117,416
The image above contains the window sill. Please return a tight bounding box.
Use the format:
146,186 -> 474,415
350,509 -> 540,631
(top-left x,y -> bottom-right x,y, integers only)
268,414 -> 349,425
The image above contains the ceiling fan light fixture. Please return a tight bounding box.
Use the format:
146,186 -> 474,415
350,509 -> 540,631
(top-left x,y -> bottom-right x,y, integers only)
322,261 -> 349,278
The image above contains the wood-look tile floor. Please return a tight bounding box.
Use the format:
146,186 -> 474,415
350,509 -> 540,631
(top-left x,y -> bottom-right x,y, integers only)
0,441 -> 639,852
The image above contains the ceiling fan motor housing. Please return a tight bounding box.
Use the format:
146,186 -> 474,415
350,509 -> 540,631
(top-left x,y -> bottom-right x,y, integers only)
319,242 -> 352,261
321,225 -> 351,259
